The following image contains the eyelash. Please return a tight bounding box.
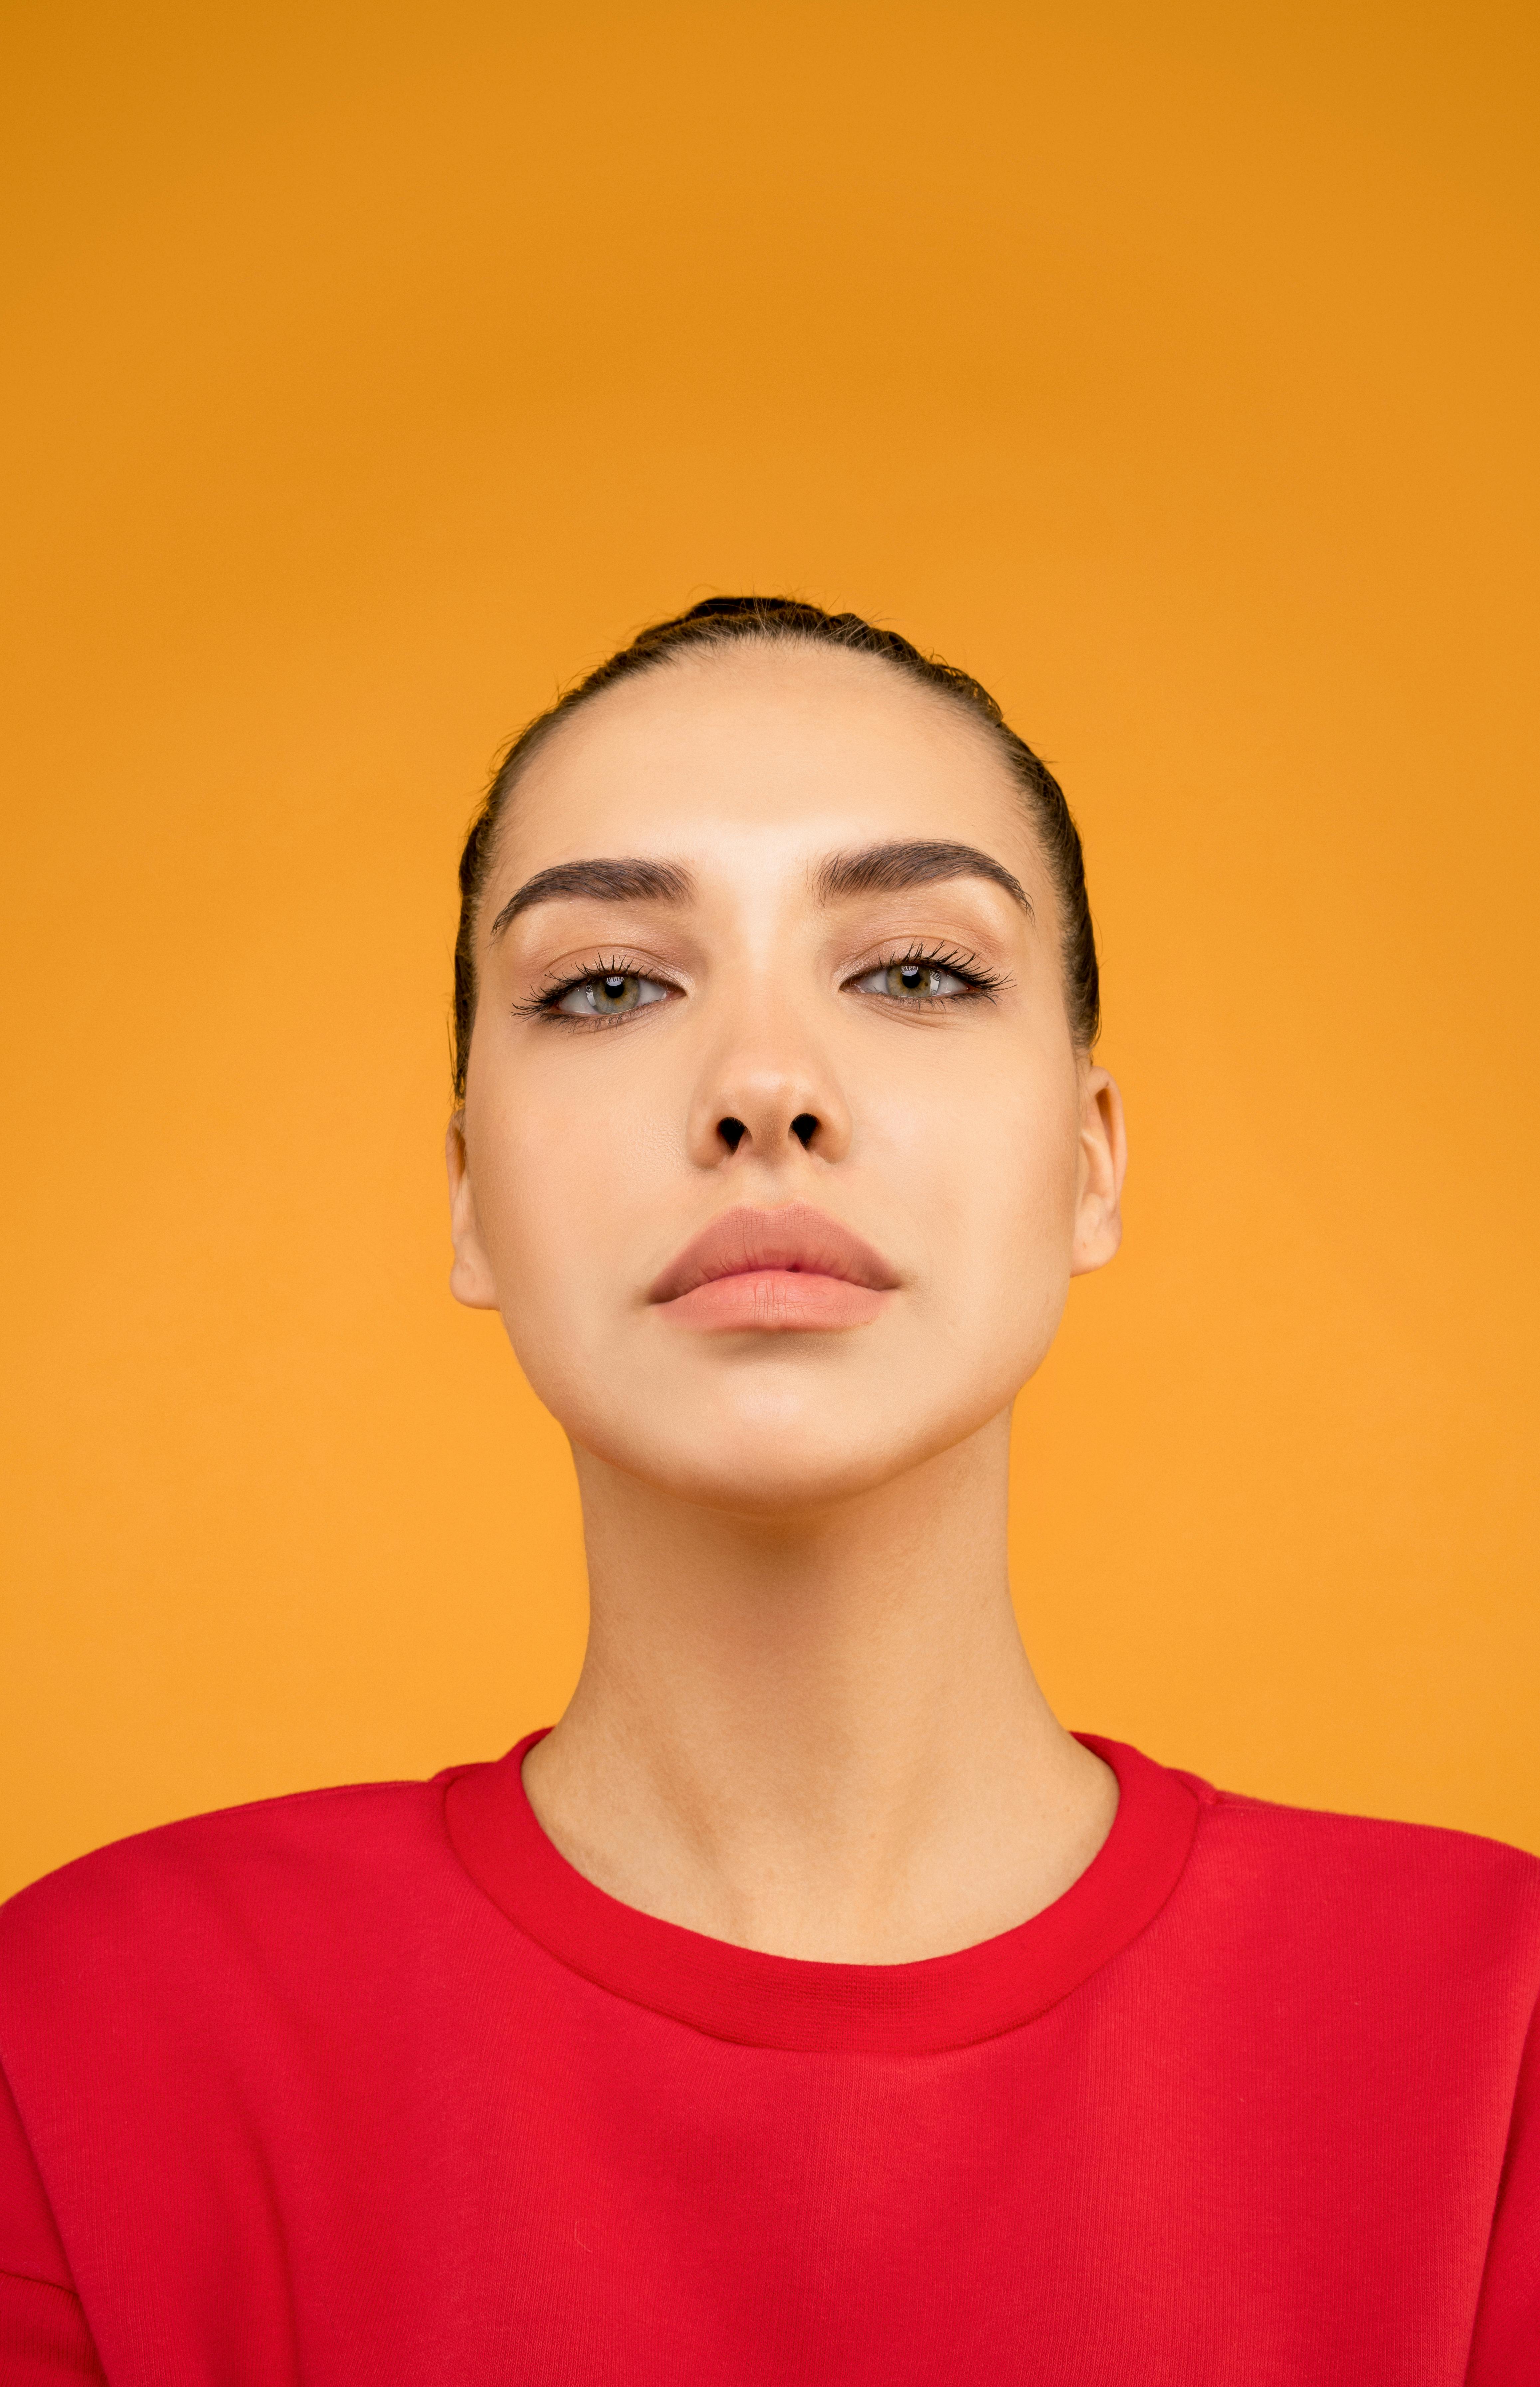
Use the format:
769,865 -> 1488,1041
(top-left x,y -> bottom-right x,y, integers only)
851,943 -> 1007,1004
513,954 -> 669,1023
516,942 -> 1008,1025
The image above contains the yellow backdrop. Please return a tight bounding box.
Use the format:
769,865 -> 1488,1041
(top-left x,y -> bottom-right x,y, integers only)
3,0 -> 1536,1899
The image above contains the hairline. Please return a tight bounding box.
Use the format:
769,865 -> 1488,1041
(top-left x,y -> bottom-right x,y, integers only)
474,633 -> 1047,944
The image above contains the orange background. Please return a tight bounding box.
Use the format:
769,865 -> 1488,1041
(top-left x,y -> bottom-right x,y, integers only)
3,0 -> 1536,1900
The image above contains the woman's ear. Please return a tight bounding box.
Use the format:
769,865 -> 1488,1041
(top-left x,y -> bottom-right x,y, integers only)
1069,1066 -> 1126,1277
445,1115 -> 501,1309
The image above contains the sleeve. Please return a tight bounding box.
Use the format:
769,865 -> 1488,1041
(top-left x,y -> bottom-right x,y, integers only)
1466,1992 -> 1540,2383
0,2065 -> 106,2384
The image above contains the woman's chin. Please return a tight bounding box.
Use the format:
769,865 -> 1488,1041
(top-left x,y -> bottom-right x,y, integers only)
566,1401 -> 997,1518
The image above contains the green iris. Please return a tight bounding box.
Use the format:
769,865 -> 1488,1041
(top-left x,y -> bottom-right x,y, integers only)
885,963 -> 946,998
586,973 -> 641,1013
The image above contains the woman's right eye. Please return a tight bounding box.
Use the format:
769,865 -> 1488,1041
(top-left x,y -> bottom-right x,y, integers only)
551,972 -> 671,1019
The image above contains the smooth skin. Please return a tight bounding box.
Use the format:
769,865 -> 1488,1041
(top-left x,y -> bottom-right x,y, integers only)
447,641 -> 1127,1963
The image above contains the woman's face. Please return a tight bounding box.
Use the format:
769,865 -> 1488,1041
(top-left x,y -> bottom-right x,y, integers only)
449,643 -> 1124,1512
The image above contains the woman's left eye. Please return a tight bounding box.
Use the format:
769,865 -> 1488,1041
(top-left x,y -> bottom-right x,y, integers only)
551,971 -> 672,1018
850,960 -> 972,1002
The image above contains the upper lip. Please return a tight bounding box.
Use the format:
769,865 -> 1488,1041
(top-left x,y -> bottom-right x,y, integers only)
648,1204 -> 901,1305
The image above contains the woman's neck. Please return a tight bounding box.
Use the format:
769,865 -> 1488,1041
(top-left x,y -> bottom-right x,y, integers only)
520,1412 -> 1117,1963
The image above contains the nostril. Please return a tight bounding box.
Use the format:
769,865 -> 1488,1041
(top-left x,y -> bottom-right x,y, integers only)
791,1114 -> 818,1149
718,1117 -> 747,1153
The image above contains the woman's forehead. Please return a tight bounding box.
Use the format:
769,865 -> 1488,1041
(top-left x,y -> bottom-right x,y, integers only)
493,642 -> 1035,888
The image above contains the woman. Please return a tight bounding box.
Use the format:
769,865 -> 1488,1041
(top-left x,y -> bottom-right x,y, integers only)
1,597 -> 1535,2382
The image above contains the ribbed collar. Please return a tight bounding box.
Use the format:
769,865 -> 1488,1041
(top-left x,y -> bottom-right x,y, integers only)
443,1731 -> 1200,2055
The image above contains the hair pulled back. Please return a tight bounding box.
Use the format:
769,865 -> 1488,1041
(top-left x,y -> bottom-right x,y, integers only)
453,596 -> 1098,1099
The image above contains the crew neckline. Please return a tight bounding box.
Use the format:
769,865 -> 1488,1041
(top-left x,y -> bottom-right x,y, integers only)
443,1730 -> 1202,2055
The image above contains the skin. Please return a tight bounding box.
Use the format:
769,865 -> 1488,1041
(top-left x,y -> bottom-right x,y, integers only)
447,640 -> 1127,1962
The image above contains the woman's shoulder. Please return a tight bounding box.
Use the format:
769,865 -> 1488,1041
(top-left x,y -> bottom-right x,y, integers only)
0,1768 -> 476,1992
1187,1765 -> 1540,1875
1173,1761 -> 1540,1982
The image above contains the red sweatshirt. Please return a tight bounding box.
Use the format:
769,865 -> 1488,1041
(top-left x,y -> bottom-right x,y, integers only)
0,1731 -> 1536,2383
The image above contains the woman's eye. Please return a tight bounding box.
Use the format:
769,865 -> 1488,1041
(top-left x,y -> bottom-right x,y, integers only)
851,961 -> 970,1002
552,971 -> 671,1019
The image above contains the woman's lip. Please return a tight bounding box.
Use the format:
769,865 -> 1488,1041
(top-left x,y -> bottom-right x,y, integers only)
659,1273 -> 891,1334
648,1203 -> 900,1330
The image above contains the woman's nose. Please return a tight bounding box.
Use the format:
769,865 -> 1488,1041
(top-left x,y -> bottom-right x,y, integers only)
717,1110 -> 820,1155
687,1055 -> 852,1170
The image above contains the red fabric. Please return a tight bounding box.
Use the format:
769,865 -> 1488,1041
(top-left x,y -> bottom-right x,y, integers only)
0,1733 -> 1535,2384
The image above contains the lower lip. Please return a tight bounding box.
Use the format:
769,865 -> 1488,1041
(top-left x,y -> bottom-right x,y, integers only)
657,1271 -> 892,1333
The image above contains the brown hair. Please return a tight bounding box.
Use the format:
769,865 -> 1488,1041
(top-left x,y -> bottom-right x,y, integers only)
452,597 -> 1098,1098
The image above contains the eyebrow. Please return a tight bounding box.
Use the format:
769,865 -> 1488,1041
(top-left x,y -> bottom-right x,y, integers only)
814,840 -> 1032,914
487,837 -> 1032,943
487,857 -> 695,940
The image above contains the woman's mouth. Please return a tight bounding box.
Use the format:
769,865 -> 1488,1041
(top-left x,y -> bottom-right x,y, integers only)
647,1204 -> 901,1333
